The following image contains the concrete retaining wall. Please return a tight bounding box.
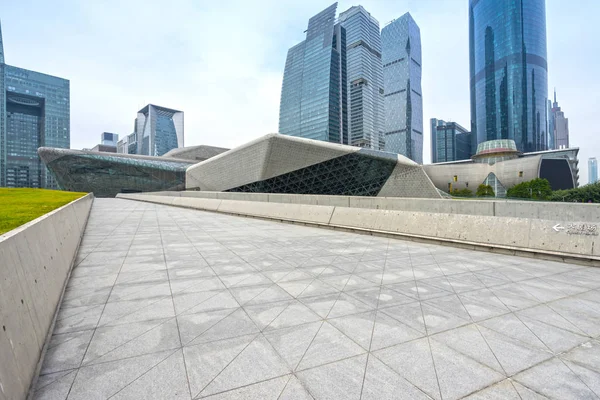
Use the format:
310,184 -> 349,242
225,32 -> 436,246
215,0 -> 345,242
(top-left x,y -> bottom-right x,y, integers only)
142,190 -> 600,223
0,193 -> 93,400
117,193 -> 600,264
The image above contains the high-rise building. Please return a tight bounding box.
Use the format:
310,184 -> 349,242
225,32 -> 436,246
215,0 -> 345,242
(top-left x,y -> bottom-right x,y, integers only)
550,90 -> 569,149
101,132 -> 118,146
469,0 -> 548,154
134,104 -> 183,156
381,13 -> 423,163
590,157 -> 598,184
279,3 -> 347,145
339,6 -> 384,150
0,22 -> 70,189
430,119 -> 471,163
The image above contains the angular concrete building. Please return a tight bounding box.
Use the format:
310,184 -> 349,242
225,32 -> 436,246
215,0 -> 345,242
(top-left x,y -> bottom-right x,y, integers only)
40,134 -> 441,198
186,134 -> 441,198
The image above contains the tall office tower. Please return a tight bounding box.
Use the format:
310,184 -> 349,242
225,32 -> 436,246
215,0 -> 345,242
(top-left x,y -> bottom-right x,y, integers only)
101,132 -> 118,146
381,13 -> 423,163
134,104 -> 183,156
589,158 -> 598,184
430,119 -> 471,163
339,6 -> 384,150
547,99 -> 554,149
550,90 -> 569,149
279,3 -> 348,145
0,22 -> 70,189
469,0 -> 548,154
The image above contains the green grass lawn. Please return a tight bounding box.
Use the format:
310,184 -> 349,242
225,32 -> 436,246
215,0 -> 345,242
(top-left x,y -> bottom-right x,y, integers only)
0,188 -> 87,235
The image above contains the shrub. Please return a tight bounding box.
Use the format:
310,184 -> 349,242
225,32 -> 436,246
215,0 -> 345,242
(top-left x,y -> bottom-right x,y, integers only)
451,188 -> 473,197
476,184 -> 495,197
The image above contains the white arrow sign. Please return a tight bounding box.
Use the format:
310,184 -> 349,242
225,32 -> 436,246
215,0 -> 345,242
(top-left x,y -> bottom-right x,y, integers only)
553,224 -> 565,232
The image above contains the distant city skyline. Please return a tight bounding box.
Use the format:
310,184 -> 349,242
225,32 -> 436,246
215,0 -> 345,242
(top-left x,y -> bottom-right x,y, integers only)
0,0 -> 598,181
0,22 -> 70,189
590,157 -> 598,185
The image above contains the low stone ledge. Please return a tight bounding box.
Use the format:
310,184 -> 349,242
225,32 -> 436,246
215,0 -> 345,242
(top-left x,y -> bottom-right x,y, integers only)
116,193 -> 600,264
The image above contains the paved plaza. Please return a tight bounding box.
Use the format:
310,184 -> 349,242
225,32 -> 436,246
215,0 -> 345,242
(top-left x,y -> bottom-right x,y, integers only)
34,198 -> 600,399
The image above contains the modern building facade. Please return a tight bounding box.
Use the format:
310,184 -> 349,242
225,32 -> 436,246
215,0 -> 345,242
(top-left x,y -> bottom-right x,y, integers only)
590,157 -> 598,184
101,132 -> 118,146
425,139 -> 578,197
469,0 -> 548,154
134,104 -> 184,156
186,134 -> 440,198
381,13 -> 423,163
430,119 -> 471,163
550,90 -> 569,149
0,22 -> 70,189
279,3 -> 348,145
339,6 -> 384,150
40,134 -> 442,199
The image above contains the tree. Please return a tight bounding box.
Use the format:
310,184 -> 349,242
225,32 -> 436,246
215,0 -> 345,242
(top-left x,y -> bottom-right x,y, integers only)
507,178 -> 552,200
476,184 -> 495,197
550,182 -> 600,203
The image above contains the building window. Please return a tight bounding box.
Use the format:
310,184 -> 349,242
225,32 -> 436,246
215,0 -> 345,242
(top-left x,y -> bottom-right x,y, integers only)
519,171 -> 523,177
466,182 -> 469,188
453,175 -> 458,182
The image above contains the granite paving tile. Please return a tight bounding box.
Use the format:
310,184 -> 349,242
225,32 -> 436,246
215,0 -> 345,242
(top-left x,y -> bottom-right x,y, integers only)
32,199 -> 600,399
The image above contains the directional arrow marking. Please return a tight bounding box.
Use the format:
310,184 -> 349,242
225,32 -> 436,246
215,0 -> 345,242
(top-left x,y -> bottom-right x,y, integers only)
553,224 -> 565,232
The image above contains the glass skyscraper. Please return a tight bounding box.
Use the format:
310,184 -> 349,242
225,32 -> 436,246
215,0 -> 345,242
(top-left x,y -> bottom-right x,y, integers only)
279,3 -> 347,145
589,158 -> 598,185
0,22 -> 70,189
381,13 -> 424,163
469,0 -> 548,154
339,6 -> 384,150
135,104 -> 184,156
549,89 -> 569,149
430,119 -> 471,163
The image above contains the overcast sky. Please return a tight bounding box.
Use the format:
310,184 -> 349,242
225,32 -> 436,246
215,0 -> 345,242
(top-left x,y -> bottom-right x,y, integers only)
1,0 -> 598,182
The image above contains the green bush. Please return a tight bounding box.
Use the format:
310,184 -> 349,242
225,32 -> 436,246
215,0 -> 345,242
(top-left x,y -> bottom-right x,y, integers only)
507,178 -> 552,200
476,184 -> 495,197
550,182 -> 600,203
451,188 -> 473,197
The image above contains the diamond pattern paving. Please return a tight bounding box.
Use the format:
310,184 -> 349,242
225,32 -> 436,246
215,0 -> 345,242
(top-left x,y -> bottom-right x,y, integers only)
34,198 -> 600,399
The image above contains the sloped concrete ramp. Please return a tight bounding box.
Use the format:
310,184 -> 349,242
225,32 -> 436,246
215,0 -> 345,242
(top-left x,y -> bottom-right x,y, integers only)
34,199 -> 600,399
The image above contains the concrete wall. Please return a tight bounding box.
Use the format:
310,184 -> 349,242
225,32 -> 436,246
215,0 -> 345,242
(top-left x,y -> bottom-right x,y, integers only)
0,194 -> 93,400
117,192 -> 600,264
136,190 -> 600,223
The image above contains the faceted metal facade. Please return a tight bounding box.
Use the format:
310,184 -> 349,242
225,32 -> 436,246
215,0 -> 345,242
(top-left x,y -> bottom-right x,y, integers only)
339,6 -> 384,150
187,133 -> 441,198
381,13 -> 423,163
0,22 -> 70,189
227,150 -> 397,196
279,3 -> 348,145
469,0 -> 548,153
38,147 -> 194,198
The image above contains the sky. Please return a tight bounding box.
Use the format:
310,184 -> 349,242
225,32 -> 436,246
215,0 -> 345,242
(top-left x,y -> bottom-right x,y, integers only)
1,0 -> 599,183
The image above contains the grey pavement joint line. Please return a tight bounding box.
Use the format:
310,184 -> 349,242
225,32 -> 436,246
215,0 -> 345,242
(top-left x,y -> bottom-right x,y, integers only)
162,206 -> 294,398
63,205 -> 148,399
411,248 -> 444,400
34,200 -> 600,400
154,206 -> 193,400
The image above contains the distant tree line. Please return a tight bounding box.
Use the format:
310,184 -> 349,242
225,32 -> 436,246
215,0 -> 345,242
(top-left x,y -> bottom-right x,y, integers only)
450,178 -> 599,203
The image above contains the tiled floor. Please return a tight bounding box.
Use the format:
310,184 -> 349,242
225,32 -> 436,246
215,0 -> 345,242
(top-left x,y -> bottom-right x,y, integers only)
34,198 -> 600,399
